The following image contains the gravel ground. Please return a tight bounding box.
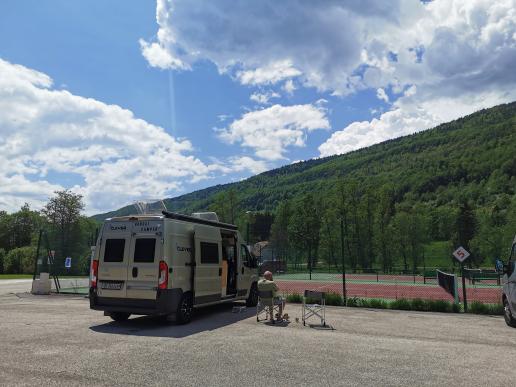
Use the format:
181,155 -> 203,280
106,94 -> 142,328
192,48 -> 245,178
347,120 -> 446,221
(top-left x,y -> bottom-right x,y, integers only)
0,293 -> 515,386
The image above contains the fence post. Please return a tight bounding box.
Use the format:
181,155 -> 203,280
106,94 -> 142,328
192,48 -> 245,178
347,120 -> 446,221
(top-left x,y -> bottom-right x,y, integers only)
340,219 -> 347,303
461,263 -> 468,312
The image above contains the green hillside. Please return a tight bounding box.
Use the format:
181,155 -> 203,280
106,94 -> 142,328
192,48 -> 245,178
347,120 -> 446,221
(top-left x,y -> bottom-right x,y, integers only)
93,102 -> 516,270
95,102 -> 515,219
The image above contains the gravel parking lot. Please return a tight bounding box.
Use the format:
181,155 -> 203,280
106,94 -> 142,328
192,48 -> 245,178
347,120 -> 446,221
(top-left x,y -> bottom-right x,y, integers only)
1,292 -> 515,386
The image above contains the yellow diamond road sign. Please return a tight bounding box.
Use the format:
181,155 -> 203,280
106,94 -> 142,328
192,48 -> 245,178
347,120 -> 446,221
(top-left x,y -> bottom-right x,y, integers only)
453,246 -> 470,263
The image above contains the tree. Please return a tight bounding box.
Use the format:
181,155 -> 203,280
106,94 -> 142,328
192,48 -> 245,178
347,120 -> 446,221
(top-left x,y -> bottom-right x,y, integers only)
289,194 -> 322,274
41,190 -> 85,262
455,201 -> 478,265
210,188 -> 240,224
270,201 -> 291,262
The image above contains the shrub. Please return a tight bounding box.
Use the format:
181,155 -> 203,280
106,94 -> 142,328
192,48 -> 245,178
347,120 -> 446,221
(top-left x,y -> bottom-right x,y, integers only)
286,293 -> 302,303
4,247 -> 36,274
346,297 -> 360,307
468,301 -> 503,315
325,292 -> 344,306
0,248 -> 5,274
410,298 -> 430,311
426,299 -> 452,313
368,299 -> 389,309
390,298 -> 412,311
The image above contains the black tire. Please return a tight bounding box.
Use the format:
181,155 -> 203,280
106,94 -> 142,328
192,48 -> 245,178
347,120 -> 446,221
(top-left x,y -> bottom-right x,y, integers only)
110,312 -> 130,322
246,283 -> 258,307
177,292 -> 193,324
503,297 -> 516,328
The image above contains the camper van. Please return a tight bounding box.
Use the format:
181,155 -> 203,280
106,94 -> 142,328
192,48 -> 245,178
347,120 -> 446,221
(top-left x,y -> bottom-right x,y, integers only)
89,211 -> 259,323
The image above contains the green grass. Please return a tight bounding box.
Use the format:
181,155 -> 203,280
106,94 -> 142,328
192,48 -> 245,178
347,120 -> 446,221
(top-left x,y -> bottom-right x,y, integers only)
0,274 -> 33,280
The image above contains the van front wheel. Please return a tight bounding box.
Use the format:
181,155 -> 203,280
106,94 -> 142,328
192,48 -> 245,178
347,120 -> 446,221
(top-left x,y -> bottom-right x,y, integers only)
177,293 -> 193,324
503,298 -> 516,328
246,283 -> 258,307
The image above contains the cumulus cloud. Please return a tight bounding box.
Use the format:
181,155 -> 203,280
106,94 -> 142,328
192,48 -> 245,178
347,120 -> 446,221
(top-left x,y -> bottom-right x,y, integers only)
217,104 -> 330,160
0,59 -> 225,213
376,88 -> 389,103
249,91 -> 280,105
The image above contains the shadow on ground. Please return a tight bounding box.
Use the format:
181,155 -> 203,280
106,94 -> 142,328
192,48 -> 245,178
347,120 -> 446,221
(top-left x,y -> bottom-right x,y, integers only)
89,302 -> 261,338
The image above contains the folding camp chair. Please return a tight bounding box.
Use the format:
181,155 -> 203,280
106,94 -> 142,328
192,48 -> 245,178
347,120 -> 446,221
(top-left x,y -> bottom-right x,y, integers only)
256,290 -> 281,324
302,290 -> 326,327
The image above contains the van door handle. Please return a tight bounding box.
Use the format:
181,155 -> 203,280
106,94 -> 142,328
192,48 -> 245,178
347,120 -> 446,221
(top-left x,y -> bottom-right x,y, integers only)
218,268 -> 222,276
132,267 -> 138,278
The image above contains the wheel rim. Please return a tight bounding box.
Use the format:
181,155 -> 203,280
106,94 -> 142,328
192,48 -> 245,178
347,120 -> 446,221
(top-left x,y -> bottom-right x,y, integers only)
181,298 -> 192,319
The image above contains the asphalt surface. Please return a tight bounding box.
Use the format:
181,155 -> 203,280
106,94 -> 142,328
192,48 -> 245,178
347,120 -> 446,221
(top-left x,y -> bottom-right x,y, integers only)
0,278 -> 89,296
0,292 -> 515,386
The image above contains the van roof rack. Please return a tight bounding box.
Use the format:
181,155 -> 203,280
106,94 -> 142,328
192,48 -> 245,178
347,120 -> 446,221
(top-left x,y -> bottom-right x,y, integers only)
162,210 -> 238,231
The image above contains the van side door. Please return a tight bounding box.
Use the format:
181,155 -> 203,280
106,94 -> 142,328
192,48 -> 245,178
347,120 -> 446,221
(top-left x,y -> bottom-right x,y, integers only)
193,225 -> 222,305
238,244 -> 256,297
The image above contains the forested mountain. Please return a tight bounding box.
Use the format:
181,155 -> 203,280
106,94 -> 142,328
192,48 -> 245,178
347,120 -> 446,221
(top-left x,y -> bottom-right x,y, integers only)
93,102 -> 516,270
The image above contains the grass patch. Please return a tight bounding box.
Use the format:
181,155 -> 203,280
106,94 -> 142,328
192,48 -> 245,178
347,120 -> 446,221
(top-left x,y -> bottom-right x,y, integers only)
0,274 -> 33,280
286,293 -> 302,303
390,298 -> 412,310
468,301 -> 504,315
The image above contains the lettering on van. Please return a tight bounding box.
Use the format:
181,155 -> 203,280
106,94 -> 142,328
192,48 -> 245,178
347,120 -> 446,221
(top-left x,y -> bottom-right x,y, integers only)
134,221 -> 160,233
110,225 -> 127,231
176,244 -> 192,253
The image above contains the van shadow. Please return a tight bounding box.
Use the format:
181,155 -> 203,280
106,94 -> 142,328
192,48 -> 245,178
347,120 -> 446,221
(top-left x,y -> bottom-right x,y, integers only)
89,302 -> 255,338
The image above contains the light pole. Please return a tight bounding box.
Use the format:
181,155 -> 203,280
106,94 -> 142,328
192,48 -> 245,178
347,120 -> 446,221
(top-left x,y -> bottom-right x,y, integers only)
340,218 -> 347,304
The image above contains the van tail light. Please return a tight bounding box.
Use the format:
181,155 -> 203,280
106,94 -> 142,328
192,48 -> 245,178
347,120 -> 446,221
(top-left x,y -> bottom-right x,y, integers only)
158,261 -> 168,290
91,260 -> 99,289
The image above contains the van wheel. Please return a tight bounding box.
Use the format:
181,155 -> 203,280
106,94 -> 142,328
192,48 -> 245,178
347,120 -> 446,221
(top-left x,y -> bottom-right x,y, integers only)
177,293 -> 193,324
110,312 -> 130,322
503,298 -> 516,328
246,283 -> 258,307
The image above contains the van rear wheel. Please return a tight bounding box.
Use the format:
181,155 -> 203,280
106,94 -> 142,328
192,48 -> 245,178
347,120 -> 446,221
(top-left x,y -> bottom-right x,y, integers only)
110,312 -> 130,322
246,283 -> 258,307
177,293 -> 193,324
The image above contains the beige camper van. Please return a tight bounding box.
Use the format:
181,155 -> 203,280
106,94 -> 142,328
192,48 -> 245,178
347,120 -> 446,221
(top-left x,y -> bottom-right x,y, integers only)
89,211 -> 259,323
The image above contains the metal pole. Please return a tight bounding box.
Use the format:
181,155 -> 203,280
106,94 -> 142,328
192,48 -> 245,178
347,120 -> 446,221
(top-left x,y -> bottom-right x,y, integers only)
32,230 -> 42,280
246,222 -> 250,245
340,219 -> 347,303
461,262 -> 467,312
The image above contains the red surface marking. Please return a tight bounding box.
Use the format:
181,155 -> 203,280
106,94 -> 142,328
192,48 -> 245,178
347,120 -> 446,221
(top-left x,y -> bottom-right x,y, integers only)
276,280 -> 502,303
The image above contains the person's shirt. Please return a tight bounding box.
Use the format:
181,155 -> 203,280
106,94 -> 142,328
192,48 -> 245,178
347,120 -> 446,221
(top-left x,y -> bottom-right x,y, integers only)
257,278 -> 279,298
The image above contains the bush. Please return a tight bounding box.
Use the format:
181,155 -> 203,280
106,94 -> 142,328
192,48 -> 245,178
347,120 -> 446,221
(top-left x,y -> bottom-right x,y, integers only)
426,299 -> 453,313
468,301 -> 503,315
325,292 -> 344,306
3,247 -> 36,274
390,298 -> 412,311
286,293 -> 302,303
0,248 -> 5,274
346,297 -> 360,307
410,298 -> 431,311
368,299 -> 389,309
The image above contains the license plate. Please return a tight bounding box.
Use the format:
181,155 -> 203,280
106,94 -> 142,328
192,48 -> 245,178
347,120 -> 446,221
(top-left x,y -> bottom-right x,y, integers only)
100,281 -> 124,290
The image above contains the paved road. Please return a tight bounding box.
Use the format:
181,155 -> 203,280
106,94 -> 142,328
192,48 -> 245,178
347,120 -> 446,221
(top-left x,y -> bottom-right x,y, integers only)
0,278 -> 89,295
0,293 -> 515,386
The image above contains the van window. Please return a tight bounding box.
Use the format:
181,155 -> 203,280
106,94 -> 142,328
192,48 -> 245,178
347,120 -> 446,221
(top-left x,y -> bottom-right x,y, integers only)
104,239 -> 125,262
200,242 -> 219,264
240,244 -> 257,268
134,238 -> 156,263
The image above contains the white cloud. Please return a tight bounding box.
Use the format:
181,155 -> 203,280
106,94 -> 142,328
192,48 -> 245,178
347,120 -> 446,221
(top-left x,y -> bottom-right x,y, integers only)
237,60 -> 301,86
249,91 -> 280,105
319,90 -> 514,157
376,88 -> 389,103
0,58 -> 219,214
282,79 -> 296,95
217,104 -> 330,160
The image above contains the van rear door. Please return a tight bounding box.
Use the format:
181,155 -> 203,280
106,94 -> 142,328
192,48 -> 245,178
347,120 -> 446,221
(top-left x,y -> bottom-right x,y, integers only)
97,221 -> 132,298
126,220 -> 162,300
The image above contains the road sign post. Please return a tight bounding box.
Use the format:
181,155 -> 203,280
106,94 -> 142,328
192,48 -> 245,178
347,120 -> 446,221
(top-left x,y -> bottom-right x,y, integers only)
453,246 -> 470,312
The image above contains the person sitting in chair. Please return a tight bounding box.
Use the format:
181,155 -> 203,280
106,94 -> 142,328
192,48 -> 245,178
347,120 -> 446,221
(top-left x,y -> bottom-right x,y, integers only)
257,271 -> 285,321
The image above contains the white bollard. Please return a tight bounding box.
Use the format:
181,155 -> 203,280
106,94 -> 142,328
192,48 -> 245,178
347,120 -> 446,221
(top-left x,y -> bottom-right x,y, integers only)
32,272 -> 51,295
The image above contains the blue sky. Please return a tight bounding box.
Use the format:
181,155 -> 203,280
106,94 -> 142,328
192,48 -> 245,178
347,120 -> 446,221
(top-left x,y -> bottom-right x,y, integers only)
0,0 -> 514,214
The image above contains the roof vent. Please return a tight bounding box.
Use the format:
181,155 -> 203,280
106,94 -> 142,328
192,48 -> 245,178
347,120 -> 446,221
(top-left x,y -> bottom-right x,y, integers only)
191,212 -> 219,222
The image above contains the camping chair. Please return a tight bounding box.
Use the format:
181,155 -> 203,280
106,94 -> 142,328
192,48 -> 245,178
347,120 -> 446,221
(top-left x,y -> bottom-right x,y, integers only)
302,290 -> 326,327
256,290 -> 281,324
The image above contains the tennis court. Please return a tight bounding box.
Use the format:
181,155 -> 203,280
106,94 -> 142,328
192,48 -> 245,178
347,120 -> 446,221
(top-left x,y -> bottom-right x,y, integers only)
274,272 -> 502,303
